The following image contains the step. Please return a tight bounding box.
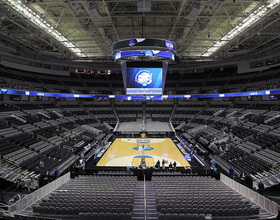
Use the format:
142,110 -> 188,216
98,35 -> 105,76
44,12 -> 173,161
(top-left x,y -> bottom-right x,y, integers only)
132,215 -> 145,219
133,209 -> 145,215
146,213 -> 157,218
146,217 -> 158,220
146,210 -> 157,215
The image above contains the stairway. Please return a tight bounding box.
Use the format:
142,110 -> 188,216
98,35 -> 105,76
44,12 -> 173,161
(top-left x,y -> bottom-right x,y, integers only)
132,181 -> 145,220
145,181 -> 158,220
132,180 -> 158,220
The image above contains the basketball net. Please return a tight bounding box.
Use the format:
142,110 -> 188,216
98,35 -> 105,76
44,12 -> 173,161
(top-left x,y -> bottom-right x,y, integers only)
136,139 -> 150,169
136,139 -> 150,149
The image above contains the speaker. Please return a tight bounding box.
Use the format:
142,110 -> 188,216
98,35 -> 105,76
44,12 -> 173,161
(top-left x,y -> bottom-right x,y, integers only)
185,4 -> 200,21
138,0 -> 151,12
89,4 -> 103,22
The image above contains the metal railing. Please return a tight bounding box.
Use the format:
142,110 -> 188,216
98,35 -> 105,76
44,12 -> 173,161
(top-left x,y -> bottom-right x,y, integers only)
0,117 -> 8,125
8,172 -> 70,215
220,173 -> 280,216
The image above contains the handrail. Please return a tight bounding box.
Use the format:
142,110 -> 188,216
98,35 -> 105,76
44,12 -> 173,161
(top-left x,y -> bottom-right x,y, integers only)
12,105 -> 20,110
0,117 -> 8,125
8,172 -> 70,215
220,173 -> 279,216
37,134 -> 46,141
11,123 -> 19,129
25,129 -> 33,136
143,170 -> 147,220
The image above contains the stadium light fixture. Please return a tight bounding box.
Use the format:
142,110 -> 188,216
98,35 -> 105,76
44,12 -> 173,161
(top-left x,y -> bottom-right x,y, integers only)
202,0 -> 280,57
3,0 -> 87,57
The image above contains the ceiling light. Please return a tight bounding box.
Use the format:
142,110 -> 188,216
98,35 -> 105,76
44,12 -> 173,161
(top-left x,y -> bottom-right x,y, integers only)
202,0 -> 280,57
3,0 -> 86,57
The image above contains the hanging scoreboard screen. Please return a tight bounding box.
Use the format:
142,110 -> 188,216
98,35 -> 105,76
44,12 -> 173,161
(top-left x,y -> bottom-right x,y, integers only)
126,67 -> 163,95
125,62 -> 163,95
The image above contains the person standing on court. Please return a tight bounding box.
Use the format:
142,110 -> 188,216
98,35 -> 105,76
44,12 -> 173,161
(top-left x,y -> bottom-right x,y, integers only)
155,160 -> 160,169
173,161 -> 177,170
162,159 -> 165,170
169,162 -> 173,170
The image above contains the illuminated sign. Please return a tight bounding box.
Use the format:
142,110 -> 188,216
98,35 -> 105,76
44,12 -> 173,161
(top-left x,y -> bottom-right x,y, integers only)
144,50 -> 153,56
114,53 -> 121,60
165,40 -> 174,50
1,88 -> 280,100
0,89 -> 8,94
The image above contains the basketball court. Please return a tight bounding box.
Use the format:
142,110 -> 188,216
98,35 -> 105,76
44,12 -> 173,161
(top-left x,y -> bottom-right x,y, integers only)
97,138 -> 190,167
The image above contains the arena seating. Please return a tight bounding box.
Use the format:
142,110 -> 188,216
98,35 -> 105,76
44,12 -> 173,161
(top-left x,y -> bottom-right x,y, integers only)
115,102 -> 142,122
146,102 -> 174,122
173,102 -> 206,122
1,64 -> 280,96
107,73 -> 125,95
152,176 -> 260,218
0,102 -> 110,184
172,98 -> 280,189
32,175 -> 137,219
84,102 -> 116,123
1,64 -> 280,219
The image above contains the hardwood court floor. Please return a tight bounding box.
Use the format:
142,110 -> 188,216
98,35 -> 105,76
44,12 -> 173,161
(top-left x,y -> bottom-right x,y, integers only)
97,138 -> 190,167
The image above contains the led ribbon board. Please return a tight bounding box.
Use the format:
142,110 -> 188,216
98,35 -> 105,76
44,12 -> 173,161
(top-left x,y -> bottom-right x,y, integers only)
112,38 -> 176,64
114,50 -> 175,62
1,88 -> 279,100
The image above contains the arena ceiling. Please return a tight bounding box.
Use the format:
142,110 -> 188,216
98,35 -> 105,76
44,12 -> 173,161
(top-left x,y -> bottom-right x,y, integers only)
0,0 -> 280,66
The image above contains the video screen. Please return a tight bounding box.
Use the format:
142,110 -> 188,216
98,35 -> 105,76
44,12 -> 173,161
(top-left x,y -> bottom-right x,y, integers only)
126,67 -> 163,95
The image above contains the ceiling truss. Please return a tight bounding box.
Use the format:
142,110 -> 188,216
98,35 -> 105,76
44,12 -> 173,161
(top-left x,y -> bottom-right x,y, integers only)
0,0 -> 280,65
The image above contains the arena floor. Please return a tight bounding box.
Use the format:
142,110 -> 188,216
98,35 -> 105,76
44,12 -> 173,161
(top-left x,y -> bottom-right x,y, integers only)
97,138 -> 190,167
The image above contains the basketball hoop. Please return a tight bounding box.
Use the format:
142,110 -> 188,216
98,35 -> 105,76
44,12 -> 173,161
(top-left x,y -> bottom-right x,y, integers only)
136,139 -> 150,150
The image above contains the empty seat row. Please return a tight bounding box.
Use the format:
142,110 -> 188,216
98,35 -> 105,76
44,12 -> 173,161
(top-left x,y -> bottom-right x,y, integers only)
158,213 -> 207,220
152,176 -> 258,218
79,212 -> 132,220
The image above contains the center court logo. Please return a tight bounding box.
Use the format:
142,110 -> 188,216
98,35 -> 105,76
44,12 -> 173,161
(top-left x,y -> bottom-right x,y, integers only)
135,70 -> 153,87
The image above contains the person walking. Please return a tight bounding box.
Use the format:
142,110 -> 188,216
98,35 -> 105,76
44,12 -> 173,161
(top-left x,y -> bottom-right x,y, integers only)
54,168 -> 59,179
229,167 -> 234,179
39,160 -> 44,174
81,159 -> 86,173
258,180 -> 264,195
